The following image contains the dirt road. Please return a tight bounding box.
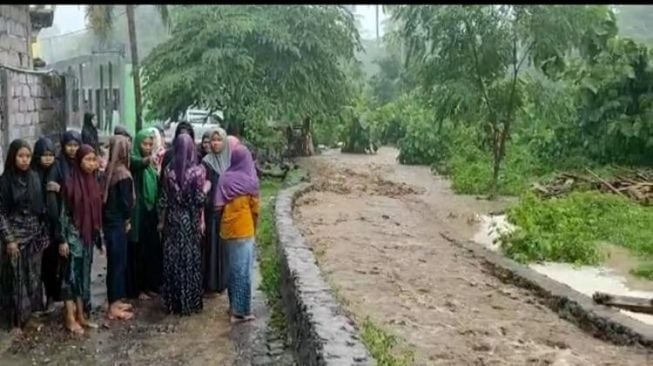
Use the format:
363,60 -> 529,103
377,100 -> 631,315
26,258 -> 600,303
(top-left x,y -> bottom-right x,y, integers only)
294,148 -> 652,366
0,250 -> 291,366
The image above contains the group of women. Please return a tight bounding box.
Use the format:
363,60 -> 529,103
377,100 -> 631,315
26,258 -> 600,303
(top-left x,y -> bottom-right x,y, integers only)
0,117 -> 260,336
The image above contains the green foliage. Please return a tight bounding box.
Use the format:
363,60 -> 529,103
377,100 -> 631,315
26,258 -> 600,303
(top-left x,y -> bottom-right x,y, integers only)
385,5 -> 615,195
142,5 -> 361,134
502,192 -> 653,264
361,318 -> 414,366
630,262 -> 653,280
341,95 -> 376,154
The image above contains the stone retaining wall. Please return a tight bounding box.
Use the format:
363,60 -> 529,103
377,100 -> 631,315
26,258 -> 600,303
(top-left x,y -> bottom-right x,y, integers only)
275,183 -> 374,366
440,232 -> 653,348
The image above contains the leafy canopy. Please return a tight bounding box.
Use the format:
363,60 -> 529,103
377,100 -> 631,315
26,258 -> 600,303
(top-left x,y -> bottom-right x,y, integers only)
141,5 -> 361,127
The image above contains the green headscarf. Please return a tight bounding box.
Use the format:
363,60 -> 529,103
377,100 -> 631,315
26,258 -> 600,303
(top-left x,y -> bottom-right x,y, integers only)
133,127 -> 159,210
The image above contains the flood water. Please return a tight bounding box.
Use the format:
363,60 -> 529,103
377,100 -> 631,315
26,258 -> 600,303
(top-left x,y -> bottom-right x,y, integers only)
472,214 -> 653,326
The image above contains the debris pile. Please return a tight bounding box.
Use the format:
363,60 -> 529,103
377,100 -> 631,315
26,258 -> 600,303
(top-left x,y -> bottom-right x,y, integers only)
532,168 -> 653,205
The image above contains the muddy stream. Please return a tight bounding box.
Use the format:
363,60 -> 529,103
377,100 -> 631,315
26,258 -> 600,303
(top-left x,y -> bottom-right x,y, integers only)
294,147 -> 652,366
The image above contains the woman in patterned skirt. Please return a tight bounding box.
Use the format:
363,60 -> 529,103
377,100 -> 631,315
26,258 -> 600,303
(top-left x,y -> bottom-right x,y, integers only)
157,134 -> 211,315
0,139 -> 50,334
57,145 -> 104,334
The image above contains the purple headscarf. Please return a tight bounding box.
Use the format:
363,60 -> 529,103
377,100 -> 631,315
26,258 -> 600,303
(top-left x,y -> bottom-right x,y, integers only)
166,133 -> 202,192
215,144 -> 259,207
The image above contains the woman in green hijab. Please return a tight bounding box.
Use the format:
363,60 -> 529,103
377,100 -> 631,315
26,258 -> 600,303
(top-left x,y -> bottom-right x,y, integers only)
127,127 -> 163,300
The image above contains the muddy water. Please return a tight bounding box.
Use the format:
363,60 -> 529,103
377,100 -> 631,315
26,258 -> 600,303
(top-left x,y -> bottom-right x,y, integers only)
295,148 -> 652,365
474,215 -> 653,326
0,248 -> 240,365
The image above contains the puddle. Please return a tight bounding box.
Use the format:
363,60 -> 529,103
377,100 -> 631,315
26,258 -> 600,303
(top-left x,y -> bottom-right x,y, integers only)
472,214 -> 653,326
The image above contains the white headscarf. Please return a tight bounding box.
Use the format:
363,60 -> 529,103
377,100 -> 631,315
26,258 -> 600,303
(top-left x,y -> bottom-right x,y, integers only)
202,127 -> 231,176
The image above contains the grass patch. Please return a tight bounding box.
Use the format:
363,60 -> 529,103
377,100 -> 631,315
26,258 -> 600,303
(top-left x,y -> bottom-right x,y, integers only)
361,318 -> 415,366
257,178 -> 285,332
502,191 -> 653,266
630,262 -> 653,280
256,168 -> 307,332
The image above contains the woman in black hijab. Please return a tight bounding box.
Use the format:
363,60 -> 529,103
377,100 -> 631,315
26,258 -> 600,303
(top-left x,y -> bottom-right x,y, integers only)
31,137 -> 60,311
82,113 -> 100,154
114,124 -> 132,142
0,139 -> 49,333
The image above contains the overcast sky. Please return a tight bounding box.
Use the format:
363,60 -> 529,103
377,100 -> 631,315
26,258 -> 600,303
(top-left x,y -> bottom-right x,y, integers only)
50,5 -> 387,40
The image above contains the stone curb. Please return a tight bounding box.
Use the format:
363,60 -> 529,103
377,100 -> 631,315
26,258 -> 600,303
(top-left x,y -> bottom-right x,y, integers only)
275,183 -> 374,366
440,232 -> 653,349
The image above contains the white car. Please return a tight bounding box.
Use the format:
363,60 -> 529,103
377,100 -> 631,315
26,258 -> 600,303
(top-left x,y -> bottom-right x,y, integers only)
164,108 -> 224,144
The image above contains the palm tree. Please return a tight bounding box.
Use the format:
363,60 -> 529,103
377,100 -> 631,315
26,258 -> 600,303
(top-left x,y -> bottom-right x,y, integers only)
376,5 -> 380,42
86,5 -> 169,131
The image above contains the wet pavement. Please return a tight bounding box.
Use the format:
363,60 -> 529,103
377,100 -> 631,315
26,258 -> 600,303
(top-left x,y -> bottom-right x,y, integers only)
0,247 -> 296,365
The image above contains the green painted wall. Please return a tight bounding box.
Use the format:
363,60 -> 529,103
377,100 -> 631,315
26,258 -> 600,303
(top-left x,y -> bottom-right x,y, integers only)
122,63 -> 155,135
122,64 -> 137,135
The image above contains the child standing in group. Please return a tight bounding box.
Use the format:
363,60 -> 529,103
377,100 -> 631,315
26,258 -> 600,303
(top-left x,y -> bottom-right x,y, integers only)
216,144 -> 260,323
102,136 -> 135,320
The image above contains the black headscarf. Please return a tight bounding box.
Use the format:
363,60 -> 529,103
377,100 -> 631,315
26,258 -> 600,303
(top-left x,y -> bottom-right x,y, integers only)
114,124 -> 131,140
82,112 -> 100,152
32,137 -> 56,193
0,139 -> 44,216
162,121 -> 196,169
51,130 -> 82,184
199,130 -> 211,159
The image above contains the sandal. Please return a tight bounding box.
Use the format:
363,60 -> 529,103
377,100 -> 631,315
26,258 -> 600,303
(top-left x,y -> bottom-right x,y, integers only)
230,314 -> 256,324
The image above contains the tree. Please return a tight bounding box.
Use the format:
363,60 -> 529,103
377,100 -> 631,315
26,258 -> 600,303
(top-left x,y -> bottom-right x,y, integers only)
141,5 -> 361,151
389,5 -> 611,196
85,5 -> 170,131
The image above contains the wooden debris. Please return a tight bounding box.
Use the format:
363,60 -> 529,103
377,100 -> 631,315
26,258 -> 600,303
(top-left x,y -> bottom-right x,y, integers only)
592,291 -> 653,315
531,168 -> 653,205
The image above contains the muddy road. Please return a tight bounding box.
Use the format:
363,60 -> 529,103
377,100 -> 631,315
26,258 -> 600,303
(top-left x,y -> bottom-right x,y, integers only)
294,148 -> 652,366
0,250 -> 282,366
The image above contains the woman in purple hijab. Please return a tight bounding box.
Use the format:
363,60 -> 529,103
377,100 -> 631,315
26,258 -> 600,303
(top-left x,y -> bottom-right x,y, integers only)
217,144 -> 260,323
157,134 -> 211,315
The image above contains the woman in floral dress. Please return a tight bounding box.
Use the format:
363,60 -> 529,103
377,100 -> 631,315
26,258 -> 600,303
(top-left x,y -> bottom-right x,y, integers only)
158,134 -> 210,315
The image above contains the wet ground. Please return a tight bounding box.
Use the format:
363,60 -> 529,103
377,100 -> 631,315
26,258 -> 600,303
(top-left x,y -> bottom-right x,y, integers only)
0,246 -> 295,365
294,148 -> 652,365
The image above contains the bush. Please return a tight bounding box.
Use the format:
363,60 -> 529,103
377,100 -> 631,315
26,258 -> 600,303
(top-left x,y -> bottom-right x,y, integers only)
502,191 -> 653,264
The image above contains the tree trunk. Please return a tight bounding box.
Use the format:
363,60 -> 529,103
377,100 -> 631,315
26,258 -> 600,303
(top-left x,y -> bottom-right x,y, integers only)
376,5 -> 380,42
126,5 -> 143,131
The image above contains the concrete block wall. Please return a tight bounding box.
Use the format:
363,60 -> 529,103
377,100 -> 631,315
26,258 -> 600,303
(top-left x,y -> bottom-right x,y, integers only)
0,67 -> 65,174
0,5 -> 32,69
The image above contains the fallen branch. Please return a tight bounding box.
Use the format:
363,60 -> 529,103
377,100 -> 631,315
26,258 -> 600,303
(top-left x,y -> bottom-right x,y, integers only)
586,168 -> 626,197
593,292 -> 653,315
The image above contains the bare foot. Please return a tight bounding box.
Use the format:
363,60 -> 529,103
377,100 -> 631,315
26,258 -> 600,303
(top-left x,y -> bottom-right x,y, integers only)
107,307 -> 134,321
65,320 -> 84,335
9,327 -> 23,338
230,314 -> 256,324
138,293 -> 152,301
116,301 -> 133,311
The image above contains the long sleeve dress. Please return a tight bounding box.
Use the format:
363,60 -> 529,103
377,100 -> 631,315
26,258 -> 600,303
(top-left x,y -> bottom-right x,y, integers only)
127,157 -> 163,297
0,174 -> 49,328
158,165 -> 207,315
202,162 -> 227,294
